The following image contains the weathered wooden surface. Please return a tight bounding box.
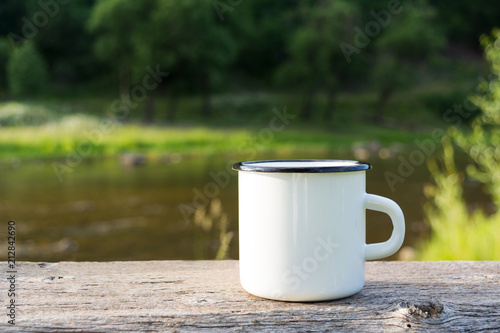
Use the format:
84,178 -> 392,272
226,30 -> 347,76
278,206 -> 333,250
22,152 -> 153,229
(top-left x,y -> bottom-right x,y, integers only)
0,261 -> 499,332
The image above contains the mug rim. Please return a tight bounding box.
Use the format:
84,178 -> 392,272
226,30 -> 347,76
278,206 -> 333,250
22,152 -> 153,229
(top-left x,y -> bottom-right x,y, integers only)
232,159 -> 371,173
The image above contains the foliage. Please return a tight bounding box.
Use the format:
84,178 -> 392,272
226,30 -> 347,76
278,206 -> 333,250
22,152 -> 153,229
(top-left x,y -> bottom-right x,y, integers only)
0,0 -> 497,123
193,198 -> 234,260
88,0 -> 237,119
144,0 -> 237,97
0,0 -> 26,36
88,0 -> 151,72
7,41 -> 49,98
0,102 -> 54,126
370,0 -> 445,121
418,30 -> 500,260
275,0 -> 361,119
88,0 -> 154,98
420,88 -> 471,119
428,0 -> 500,46
419,140 -> 500,260
29,0 -> 99,83
225,0 -> 293,83
455,29 -> 500,207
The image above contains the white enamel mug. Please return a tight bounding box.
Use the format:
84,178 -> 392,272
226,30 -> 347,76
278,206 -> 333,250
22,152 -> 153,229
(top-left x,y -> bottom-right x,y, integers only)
232,159 -> 405,302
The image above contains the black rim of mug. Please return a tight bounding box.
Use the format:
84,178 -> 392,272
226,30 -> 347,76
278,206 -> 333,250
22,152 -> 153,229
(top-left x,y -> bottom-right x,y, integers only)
232,159 -> 371,173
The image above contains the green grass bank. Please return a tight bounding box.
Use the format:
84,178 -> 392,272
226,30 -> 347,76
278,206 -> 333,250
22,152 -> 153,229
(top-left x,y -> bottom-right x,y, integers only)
0,118 -> 435,162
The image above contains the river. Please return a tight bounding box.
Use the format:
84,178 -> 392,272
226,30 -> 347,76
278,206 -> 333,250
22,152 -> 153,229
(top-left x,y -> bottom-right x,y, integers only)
0,148 -> 488,261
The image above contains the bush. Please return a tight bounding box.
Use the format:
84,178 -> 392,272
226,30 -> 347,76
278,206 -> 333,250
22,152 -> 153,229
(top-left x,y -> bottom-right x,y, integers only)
7,42 -> 49,98
418,141 -> 500,260
0,102 -> 54,126
210,93 -> 281,124
420,88 -> 476,122
49,113 -> 101,131
417,29 -> 500,260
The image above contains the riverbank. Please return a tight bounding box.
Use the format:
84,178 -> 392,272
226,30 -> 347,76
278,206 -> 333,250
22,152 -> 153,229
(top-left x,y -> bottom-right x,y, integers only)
0,119 -> 436,162
0,78 -> 474,162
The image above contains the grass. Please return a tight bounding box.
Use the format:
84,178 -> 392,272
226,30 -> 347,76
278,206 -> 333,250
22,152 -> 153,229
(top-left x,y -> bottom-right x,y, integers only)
416,32 -> 500,260
0,116 -> 435,161
417,141 -> 500,260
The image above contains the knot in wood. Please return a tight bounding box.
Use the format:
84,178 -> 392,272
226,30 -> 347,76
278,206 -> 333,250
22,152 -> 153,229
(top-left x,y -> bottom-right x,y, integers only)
399,301 -> 444,318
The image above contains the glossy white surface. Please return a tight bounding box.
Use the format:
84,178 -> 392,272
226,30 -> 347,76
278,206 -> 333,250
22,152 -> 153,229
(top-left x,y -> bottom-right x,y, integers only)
237,169 -> 405,302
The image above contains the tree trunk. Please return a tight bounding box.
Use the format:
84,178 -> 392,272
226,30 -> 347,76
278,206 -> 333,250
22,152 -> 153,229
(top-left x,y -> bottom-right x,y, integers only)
166,95 -> 178,123
201,75 -> 211,119
324,89 -> 337,122
301,88 -> 316,120
373,88 -> 391,124
119,66 -> 129,97
143,95 -> 155,124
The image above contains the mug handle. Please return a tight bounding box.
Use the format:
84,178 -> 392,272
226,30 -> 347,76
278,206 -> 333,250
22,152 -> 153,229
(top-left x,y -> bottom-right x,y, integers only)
364,194 -> 405,260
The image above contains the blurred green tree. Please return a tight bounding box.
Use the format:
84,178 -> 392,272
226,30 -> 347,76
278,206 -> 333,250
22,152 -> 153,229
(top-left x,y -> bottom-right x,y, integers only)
0,0 -> 26,40
370,0 -> 444,123
428,0 -> 500,48
89,0 -> 236,122
7,41 -> 49,98
26,0 -> 99,85
88,0 -> 152,98
144,0 -> 236,120
275,0 -> 361,120
224,0 -> 294,84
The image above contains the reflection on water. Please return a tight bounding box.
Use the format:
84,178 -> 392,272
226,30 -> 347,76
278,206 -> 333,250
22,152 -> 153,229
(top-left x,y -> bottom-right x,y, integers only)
0,148 -> 489,261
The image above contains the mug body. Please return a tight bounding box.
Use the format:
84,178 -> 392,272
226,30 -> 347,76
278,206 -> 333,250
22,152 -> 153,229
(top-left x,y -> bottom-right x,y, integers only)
236,161 -> 369,302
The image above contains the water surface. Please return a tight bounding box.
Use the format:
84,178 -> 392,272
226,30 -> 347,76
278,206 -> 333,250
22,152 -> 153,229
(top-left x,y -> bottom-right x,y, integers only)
0,149 -> 487,261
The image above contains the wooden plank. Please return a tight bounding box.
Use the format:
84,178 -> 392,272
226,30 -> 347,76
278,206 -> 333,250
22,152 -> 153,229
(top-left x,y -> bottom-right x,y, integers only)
0,261 -> 499,332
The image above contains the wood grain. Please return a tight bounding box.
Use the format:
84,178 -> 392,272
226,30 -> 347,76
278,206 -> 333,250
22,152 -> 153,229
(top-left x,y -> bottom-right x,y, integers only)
0,261 -> 499,332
